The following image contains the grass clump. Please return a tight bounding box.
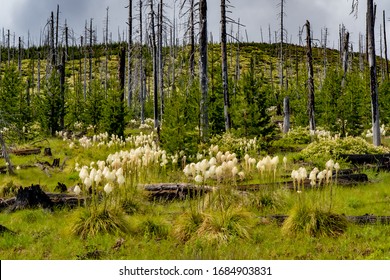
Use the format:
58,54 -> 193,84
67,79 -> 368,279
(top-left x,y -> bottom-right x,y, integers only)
282,204 -> 348,237
137,216 -> 170,240
71,207 -> 130,239
195,208 -> 254,245
173,210 -> 204,243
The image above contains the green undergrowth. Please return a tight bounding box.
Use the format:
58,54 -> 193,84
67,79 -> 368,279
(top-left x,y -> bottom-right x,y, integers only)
2,135 -> 390,260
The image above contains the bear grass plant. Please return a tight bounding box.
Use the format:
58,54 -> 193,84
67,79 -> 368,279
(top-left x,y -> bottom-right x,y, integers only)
71,206 -> 130,239
281,189 -> 348,238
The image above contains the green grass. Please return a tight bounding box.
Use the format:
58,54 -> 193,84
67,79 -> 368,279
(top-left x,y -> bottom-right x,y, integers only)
2,135 -> 390,260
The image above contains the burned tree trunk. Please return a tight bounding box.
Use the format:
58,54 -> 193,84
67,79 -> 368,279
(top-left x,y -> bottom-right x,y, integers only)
158,0 -> 164,118
283,96 -> 290,133
119,47 -> 126,93
149,0 -> 159,131
0,132 -> 14,175
59,50 -> 66,130
367,0 -> 381,146
199,0 -> 209,142
127,0 -> 133,108
383,10 -> 389,80
221,0 -> 231,131
139,0 -> 145,124
10,185 -> 53,212
341,31 -> 350,88
305,20 -> 316,131
189,0 -> 195,79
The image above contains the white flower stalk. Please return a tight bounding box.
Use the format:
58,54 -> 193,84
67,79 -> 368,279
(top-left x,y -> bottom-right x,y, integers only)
117,174 -> 125,186
325,159 -> 335,171
79,166 -> 89,181
291,170 -> 298,191
326,170 -> 332,185
89,168 -> 97,181
115,167 -> 123,177
104,183 -> 113,194
74,185 -> 81,195
83,177 -> 92,188
215,166 -> 223,182
232,166 -> 239,179
317,171 -> 325,186
194,174 -> 203,183
283,156 -> 287,169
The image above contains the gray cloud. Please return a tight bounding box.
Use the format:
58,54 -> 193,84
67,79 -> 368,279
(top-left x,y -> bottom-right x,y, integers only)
0,0 -> 389,51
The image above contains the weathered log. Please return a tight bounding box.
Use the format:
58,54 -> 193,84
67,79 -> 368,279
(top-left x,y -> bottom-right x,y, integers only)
237,174 -> 368,192
10,148 -> 41,156
1,191 -> 86,212
339,154 -> 390,165
143,183 -> 213,201
267,214 -> 390,225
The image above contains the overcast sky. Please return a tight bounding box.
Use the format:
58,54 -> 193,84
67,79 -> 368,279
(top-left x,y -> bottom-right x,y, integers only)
0,0 -> 389,51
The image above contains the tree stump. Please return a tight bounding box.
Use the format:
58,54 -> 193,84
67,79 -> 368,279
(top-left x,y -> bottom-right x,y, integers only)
9,185 -> 53,212
52,158 -> 60,168
44,147 -> 52,156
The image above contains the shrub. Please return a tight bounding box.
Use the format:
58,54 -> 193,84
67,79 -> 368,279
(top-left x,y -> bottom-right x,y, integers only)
300,136 -> 390,162
209,133 -> 262,158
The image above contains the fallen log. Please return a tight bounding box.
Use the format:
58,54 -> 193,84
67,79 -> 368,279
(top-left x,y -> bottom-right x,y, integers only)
0,186 -> 88,212
10,148 -> 41,156
143,183 -> 214,201
266,214 -> 390,225
339,154 -> 390,165
237,174 -> 369,191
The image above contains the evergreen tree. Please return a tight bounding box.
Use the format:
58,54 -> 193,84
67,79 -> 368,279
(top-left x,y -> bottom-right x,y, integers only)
0,65 -> 23,130
36,71 -> 62,136
233,57 -> 275,138
102,86 -> 126,138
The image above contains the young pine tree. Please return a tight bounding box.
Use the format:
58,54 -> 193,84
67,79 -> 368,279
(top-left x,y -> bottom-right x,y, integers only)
234,57 -> 275,139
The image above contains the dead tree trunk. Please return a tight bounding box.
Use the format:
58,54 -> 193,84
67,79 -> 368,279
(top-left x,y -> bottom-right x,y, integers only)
221,0 -> 231,131
59,50 -> 66,130
367,0 -> 381,146
105,7 -> 109,95
158,0 -> 164,118
37,52 -> 41,94
139,0 -> 145,124
189,0 -> 195,79
119,47 -> 126,93
0,132 -> 14,175
305,20 -> 316,131
89,18 -> 93,93
149,0 -> 159,131
359,33 -> 365,72
323,27 -> 328,78
383,10 -> 389,80
199,0 -> 209,142
341,31 -> 350,88
283,96 -> 290,133
18,37 -> 22,73
50,11 -> 56,67
127,0 -> 133,108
